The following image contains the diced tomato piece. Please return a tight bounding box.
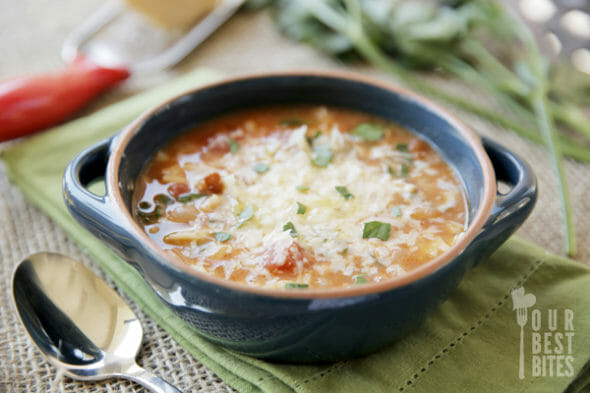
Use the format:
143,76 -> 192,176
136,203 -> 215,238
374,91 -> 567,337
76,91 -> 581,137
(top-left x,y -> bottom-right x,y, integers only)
408,138 -> 429,153
264,241 -> 315,276
264,242 -> 301,275
199,172 -> 224,194
168,182 -> 190,199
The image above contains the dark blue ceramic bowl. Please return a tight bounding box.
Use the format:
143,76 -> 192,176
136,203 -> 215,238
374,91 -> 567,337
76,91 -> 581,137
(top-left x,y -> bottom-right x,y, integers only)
63,73 -> 537,363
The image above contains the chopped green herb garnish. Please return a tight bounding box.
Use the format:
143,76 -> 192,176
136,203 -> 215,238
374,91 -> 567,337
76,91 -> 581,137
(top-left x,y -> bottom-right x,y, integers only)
282,221 -> 298,237
139,193 -> 173,224
395,143 -> 409,152
228,138 -> 240,154
391,206 -> 402,217
387,163 -> 411,177
280,118 -> 305,126
177,193 -> 205,203
214,232 -> 232,242
296,184 -> 310,192
136,206 -> 163,225
237,205 -> 254,228
335,186 -> 354,200
154,194 -> 172,205
354,274 -> 369,285
306,130 -> 322,145
352,123 -> 383,141
285,283 -> 309,289
339,248 -> 348,256
253,163 -> 270,173
400,163 -> 410,176
312,145 -> 333,167
362,221 -> 391,241
296,202 -> 307,214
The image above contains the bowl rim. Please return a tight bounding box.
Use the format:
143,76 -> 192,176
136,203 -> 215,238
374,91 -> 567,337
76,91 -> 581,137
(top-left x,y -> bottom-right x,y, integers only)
107,70 -> 496,299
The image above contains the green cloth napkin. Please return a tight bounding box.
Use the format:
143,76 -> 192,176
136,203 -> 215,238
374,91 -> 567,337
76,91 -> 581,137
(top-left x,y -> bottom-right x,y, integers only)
3,69 -> 589,393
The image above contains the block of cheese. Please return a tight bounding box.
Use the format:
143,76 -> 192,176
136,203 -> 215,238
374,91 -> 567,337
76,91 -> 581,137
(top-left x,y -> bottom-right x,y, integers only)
125,0 -> 219,30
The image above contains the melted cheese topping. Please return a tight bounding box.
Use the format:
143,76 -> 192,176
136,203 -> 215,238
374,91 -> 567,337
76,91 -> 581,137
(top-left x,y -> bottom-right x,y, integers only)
134,106 -> 467,289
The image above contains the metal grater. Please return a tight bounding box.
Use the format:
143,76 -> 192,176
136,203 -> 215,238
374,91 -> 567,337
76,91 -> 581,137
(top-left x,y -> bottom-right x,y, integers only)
61,0 -> 245,74
515,0 -> 590,74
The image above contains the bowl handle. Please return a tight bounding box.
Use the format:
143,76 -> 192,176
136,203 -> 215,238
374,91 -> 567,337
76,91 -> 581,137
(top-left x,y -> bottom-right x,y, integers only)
471,137 -> 538,265
63,137 -> 134,252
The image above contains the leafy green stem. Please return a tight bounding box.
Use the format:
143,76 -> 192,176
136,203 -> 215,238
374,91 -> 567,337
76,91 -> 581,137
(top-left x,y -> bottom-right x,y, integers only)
551,101 -> 590,142
302,1 -> 590,164
532,91 -> 577,256
516,20 -> 577,255
461,37 -> 530,97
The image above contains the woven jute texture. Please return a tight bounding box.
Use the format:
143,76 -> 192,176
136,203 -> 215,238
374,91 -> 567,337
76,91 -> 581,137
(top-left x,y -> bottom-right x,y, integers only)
1,3 -> 589,393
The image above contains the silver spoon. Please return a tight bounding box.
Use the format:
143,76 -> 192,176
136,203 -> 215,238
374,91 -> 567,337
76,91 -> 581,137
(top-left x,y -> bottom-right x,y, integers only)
11,252 -> 183,393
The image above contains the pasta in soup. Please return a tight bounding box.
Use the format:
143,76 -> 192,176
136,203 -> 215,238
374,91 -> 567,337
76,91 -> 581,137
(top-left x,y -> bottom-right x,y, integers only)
133,106 -> 467,289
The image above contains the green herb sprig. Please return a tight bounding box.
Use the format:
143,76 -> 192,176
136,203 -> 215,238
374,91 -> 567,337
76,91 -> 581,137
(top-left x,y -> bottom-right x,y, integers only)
283,221 -> 298,237
237,205 -> 254,228
214,232 -> 233,242
362,221 -> 391,241
335,185 -> 354,200
253,163 -> 270,173
228,138 -> 240,154
297,202 -> 307,214
352,123 -> 383,141
312,145 -> 333,167
285,282 -> 309,289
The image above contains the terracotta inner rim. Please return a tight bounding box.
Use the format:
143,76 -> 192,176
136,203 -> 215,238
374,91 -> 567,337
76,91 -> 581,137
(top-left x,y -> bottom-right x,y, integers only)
107,71 -> 496,299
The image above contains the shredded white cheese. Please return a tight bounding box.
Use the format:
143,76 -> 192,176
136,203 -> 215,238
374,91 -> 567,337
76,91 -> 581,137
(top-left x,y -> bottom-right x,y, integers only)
137,108 -> 468,289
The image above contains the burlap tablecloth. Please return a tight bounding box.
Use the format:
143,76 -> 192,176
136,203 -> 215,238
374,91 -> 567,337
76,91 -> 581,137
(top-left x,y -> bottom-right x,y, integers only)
1,1 -> 588,392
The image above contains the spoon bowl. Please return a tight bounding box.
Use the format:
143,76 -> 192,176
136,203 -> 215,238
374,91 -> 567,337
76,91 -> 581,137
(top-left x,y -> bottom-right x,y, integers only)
12,252 -> 182,392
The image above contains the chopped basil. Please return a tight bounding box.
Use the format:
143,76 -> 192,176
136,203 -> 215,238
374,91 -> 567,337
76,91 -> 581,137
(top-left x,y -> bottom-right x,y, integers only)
391,206 -> 402,217
387,163 -> 410,177
154,194 -> 172,205
352,123 -> 383,141
282,221 -> 298,237
312,145 -> 333,167
227,138 -> 240,154
280,118 -> 305,126
354,274 -> 369,285
395,143 -> 409,152
138,192 -> 173,224
362,221 -> 391,241
136,205 -> 163,225
306,130 -> 322,145
400,163 -> 410,176
296,202 -> 307,214
285,283 -> 309,289
253,163 -> 270,173
177,193 -> 205,203
335,186 -> 353,200
237,205 -> 254,228
214,232 -> 232,242
296,184 -> 310,192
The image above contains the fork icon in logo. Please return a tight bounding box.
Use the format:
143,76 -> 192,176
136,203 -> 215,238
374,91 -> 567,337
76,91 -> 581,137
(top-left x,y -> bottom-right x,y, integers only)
511,287 -> 536,379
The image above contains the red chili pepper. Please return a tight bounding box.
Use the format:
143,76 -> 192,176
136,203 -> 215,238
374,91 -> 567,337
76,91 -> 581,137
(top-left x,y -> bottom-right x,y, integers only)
0,55 -> 130,142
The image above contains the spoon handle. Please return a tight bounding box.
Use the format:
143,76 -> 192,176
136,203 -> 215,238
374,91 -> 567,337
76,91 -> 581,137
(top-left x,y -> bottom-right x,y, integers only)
126,363 -> 183,393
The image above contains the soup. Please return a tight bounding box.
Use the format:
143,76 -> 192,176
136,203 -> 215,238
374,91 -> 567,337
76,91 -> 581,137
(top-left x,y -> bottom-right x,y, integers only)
133,106 -> 467,289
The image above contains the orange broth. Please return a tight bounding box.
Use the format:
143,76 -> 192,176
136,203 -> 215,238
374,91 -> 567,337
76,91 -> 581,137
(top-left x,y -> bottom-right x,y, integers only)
133,106 -> 467,289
